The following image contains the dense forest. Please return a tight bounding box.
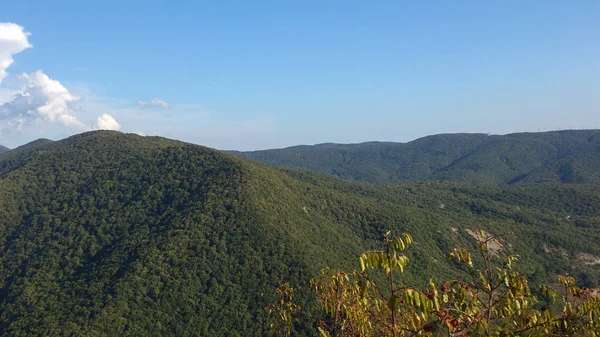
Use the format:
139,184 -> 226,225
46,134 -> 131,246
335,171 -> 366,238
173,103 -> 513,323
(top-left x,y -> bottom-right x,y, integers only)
0,145 -> 9,154
0,131 -> 599,336
233,130 -> 600,185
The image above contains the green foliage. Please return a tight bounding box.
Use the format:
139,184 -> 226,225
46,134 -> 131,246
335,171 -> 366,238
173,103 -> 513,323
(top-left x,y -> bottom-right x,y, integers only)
234,130 -> 600,185
265,283 -> 303,335
0,131 -> 599,335
272,233 -> 600,336
312,232 -> 419,336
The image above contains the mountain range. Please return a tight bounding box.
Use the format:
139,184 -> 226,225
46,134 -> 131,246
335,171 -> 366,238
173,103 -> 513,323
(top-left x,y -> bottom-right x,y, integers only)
0,145 -> 9,154
0,131 -> 599,335
232,130 -> 600,185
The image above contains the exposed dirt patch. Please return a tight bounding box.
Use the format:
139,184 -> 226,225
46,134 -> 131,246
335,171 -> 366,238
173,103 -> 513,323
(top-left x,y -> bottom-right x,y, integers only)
465,228 -> 503,257
577,253 -> 600,266
543,243 -> 569,258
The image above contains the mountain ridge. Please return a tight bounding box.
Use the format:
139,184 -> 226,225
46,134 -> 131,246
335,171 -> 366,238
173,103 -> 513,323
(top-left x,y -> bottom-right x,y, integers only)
232,129 -> 600,185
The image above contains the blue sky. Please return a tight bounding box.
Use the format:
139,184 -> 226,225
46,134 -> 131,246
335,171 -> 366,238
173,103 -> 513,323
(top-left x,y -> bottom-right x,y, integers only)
1,0 -> 599,150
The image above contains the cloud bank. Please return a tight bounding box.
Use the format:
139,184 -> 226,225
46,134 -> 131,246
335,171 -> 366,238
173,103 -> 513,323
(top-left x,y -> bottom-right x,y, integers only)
0,23 -> 32,84
1,70 -> 88,130
138,98 -> 170,110
0,22 -> 121,135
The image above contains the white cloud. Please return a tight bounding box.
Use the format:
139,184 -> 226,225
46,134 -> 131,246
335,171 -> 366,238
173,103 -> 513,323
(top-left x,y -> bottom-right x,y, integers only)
93,113 -> 121,131
0,22 -> 121,140
138,98 -> 170,110
0,23 -> 32,85
0,70 -> 88,131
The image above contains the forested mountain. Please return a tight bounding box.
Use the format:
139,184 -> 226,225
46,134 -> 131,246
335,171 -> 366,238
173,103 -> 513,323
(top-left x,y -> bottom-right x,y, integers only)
233,130 -> 600,185
1,131 -> 599,336
0,145 -> 9,154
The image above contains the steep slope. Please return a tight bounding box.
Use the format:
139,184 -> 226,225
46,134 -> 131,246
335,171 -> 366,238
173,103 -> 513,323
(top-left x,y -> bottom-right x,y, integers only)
234,130 -> 600,185
0,138 -> 55,173
0,145 -> 9,154
0,132 -> 321,336
0,131 -> 599,336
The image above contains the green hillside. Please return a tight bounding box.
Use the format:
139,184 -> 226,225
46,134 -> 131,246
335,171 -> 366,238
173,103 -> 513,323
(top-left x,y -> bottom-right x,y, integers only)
0,139 -> 54,173
0,145 -> 9,155
233,130 -> 600,185
0,131 -> 599,336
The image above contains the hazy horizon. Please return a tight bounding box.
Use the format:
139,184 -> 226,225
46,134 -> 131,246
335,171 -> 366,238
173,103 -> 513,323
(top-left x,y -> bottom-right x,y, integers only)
3,127 -> 600,153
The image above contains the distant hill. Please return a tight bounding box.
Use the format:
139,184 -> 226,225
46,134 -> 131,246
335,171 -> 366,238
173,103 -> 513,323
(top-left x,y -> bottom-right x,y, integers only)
0,145 -> 9,154
0,131 -> 599,335
0,138 -> 55,173
232,130 -> 600,185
